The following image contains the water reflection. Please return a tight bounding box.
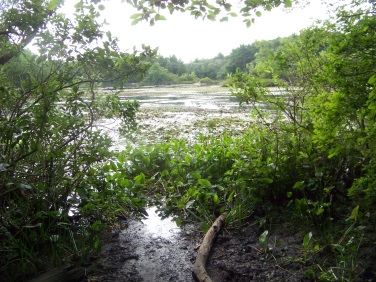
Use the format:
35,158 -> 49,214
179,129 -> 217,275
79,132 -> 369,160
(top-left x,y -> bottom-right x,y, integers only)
95,85 -> 255,151
141,206 -> 180,239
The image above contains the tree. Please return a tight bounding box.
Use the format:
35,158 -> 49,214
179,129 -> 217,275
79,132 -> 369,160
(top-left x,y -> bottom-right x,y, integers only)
226,44 -> 258,73
157,55 -> 187,75
142,62 -> 178,85
313,9 -> 376,207
228,0 -> 375,248
0,0 -> 155,279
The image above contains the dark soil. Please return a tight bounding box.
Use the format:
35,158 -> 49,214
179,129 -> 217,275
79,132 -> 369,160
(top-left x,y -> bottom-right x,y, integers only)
86,213 -> 316,282
205,226 -> 312,282
82,206 -> 376,282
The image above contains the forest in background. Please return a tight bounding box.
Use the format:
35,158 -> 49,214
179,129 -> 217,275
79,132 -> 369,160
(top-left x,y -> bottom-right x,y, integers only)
1,0 -> 375,281
122,37 -> 285,86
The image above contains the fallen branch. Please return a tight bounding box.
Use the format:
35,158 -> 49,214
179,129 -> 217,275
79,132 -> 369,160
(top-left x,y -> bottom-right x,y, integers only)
192,212 -> 228,282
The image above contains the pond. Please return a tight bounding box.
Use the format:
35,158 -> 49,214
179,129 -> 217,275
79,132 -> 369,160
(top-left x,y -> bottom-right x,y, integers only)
96,84 -> 255,151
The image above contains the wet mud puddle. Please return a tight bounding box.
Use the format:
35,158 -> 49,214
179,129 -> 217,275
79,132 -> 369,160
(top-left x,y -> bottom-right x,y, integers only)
116,207 -> 196,281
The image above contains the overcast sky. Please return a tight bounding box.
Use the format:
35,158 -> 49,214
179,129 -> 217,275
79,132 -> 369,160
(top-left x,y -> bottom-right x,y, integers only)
64,1 -> 330,63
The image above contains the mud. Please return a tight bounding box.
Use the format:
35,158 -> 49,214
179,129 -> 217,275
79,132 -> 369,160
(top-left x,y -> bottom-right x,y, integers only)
205,226 -> 311,282
87,207 -> 198,281
87,212 -> 313,281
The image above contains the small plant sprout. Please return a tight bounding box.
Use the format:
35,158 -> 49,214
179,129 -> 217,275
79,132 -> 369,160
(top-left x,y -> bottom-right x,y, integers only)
259,230 -> 269,252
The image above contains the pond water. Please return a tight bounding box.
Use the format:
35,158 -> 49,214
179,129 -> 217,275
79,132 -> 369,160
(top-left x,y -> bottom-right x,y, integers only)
140,206 -> 180,239
97,85 -> 255,151
117,85 -> 238,110
117,206 -> 196,281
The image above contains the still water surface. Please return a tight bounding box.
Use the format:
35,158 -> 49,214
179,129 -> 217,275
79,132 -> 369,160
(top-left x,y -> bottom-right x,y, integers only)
97,85 -> 254,151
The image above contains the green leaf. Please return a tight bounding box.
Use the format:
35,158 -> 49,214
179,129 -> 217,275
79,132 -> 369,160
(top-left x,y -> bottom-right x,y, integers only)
368,75 -> 376,85
186,199 -> 195,209
256,11 -> 262,17
131,19 -> 140,26
168,3 -> 174,13
207,12 -> 216,21
213,194 -> 219,205
259,230 -> 268,245
259,178 -> 273,184
48,0 -> 63,10
105,31 -> 111,41
303,232 -> 312,249
328,150 -> 338,159
198,179 -> 211,187
94,236 -> 101,250
110,161 -> 117,171
331,243 -> 345,254
134,173 -> 146,184
143,156 -> 150,166
284,0 -> 292,8
117,153 -> 125,163
368,101 -> 376,110
91,221 -> 107,231
348,205 -> 359,221
191,172 -> 201,179
130,13 -> 142,19
155,14 -> 167,21
98,4 -> 105,11
227,191 -> 236,202
316,208 -> 324,215
74,1 -> 84,10
293,181 -> 304,189
119,178 -> 131,188
161,169 -> 169,177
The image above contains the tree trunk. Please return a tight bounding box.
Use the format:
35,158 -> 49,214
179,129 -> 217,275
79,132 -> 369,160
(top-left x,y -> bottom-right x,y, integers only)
192,212 -> 228,282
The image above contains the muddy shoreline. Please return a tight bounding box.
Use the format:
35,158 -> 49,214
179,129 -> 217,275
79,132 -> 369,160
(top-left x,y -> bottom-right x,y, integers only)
87,215 -> 313,282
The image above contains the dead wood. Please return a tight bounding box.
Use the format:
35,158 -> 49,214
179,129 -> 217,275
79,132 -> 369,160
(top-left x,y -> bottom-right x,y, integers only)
192,212 -> 228,282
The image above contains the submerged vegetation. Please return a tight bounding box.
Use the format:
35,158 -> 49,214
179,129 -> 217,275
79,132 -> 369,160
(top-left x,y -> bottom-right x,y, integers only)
1,0 -> 375,281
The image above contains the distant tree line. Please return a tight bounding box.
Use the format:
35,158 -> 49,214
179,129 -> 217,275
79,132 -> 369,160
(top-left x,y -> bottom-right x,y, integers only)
125,37 -> 289,86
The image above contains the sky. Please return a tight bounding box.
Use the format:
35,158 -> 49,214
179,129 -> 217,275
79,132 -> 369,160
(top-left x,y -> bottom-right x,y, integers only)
64,1 -> 331,63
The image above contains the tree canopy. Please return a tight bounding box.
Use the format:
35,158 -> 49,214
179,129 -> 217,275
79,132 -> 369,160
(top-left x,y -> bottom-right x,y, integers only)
126,0 -> 303,26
